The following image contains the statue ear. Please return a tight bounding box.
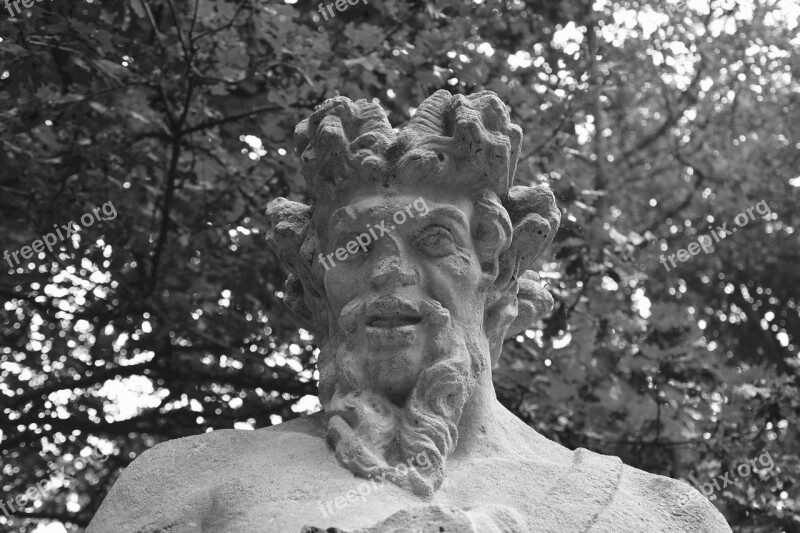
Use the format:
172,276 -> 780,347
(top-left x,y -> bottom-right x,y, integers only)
484,185 -> 560,363
504,270 -> 554,340
503,185 -> 561,273
265,197 -> 313,277
266,198 -> 327,333
485,270 -> 554,365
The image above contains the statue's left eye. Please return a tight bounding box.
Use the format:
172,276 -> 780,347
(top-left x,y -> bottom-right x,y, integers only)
416,226 -> 456,257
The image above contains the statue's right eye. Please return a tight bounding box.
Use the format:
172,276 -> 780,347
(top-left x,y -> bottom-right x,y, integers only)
415,226 -> 456,257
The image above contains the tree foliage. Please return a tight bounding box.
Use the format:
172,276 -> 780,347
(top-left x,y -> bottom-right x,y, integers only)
1,0 -> 798,531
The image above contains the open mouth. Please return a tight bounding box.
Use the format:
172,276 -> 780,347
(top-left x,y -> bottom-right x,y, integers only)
366,315 -> 422,329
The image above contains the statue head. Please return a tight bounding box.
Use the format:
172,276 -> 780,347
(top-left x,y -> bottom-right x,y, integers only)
266,90 -> 560,498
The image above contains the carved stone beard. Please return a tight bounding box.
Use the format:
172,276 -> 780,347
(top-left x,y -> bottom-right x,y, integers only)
317,298 -> 486,498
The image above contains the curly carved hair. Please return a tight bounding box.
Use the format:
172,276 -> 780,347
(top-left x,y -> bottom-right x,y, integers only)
266,90 -> 560,364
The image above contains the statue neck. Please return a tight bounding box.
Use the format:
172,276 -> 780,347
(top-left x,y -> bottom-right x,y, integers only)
451,366 -> 505,458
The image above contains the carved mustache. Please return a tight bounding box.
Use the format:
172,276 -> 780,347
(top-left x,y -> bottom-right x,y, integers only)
338,297 -> 449,334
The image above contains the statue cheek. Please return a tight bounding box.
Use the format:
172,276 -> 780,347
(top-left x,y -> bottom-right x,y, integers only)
437,251 -> 481,282
324,272 -> 357,311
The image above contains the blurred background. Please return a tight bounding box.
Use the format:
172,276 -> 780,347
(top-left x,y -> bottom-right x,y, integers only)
1,0 -> 798,531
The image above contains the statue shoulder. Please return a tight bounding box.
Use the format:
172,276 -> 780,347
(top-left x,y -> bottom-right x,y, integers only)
88,414 -> 328,532
116,413 -> 325,479
592,463 -> 732,532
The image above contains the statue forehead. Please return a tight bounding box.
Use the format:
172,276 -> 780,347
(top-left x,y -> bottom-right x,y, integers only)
319,187 -> 475,228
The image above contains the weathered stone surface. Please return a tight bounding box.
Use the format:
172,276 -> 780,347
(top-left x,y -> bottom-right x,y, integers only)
88,90 -> 731,533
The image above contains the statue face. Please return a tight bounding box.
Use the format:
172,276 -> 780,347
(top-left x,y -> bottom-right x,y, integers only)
263,91 -> 559,497
321,190 -> 486,405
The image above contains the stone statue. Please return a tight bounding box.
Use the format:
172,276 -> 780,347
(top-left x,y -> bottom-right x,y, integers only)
88,91 -> 731,532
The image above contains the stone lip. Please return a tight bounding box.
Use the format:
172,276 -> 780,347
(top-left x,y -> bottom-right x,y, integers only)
364,296 -> 423,329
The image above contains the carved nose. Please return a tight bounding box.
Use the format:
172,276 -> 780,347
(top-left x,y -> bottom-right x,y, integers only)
369,240 -> 416,289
